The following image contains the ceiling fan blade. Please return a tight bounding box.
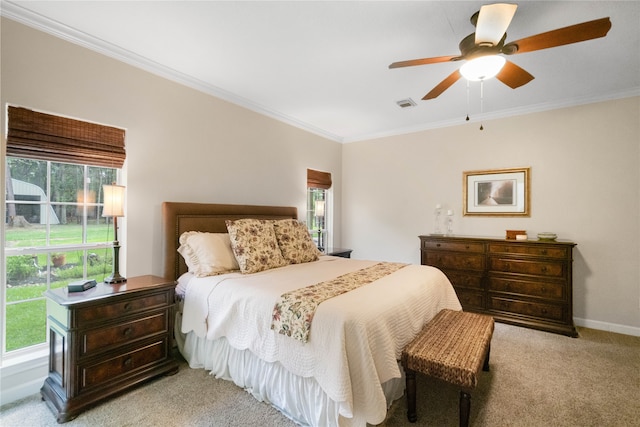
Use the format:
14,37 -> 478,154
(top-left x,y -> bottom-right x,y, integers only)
475,3 -> 518,46
503,17 -> 611,54
389,55 -> 459,69
495,60 -> 534,89
422,70 -> 462,100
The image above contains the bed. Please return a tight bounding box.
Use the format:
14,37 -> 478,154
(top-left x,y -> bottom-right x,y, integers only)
162,201 -> 462,426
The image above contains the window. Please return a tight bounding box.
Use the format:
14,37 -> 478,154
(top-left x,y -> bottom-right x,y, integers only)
3,106 -> 125,359
306,169 -> 332,251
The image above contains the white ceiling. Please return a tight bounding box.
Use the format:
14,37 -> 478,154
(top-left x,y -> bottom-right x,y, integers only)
2,1 -> 639,142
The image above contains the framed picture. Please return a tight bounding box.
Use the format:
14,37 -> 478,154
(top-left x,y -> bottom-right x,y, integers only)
463,167 -> 530,216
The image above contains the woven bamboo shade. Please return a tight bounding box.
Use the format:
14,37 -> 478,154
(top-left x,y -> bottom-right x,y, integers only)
307,169 -> 332,189
6,106 -> 126,168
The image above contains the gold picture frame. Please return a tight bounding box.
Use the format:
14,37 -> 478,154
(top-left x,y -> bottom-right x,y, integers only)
463,167 -> 530,216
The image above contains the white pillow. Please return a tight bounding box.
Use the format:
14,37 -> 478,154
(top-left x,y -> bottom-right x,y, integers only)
177,232 -> 239,277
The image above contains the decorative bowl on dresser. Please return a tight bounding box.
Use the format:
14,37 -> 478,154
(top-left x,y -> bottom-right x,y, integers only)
40,275 -> 180,423
419,235 -> 578,337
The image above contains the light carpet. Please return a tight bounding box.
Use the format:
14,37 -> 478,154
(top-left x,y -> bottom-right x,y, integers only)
1,323 -> 638,426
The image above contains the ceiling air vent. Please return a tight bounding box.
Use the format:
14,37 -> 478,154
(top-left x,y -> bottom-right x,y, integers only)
396,98 -> 416,109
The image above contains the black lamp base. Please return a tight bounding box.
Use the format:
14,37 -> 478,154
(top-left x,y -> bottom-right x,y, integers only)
105,239 -> 126,284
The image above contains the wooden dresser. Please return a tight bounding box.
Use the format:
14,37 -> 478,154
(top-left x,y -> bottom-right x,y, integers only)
420,235 -> 577,337
41,275 -> 179,423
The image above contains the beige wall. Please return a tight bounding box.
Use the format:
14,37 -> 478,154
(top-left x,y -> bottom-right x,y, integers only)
342,97 -> 640,334
1,17 -> 639,335
1,18 -> 343,279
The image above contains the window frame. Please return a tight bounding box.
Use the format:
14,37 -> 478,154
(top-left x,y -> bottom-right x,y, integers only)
3,157 -> 122,361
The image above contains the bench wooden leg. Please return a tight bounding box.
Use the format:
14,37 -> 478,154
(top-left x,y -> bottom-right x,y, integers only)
405,368 -> 417,422
483,344 -> 491,372
459,391 -> 471,427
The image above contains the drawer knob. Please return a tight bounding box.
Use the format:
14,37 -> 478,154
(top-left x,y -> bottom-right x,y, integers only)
436,243 -> 441,247
465,245 -> 470,250
124,302 -> 132,311
123,357 -> 132,369
541,249 -> 548,255
541,266 -> 548,273
505,282 -> 511,291
123,327 -> 132,337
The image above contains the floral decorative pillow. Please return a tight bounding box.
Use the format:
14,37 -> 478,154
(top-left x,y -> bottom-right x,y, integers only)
225,219 -> 289,274
177,232 -> 240,277
273,219 -> 321,264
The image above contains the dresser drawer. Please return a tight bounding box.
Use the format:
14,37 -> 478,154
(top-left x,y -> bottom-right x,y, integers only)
443,270 -> 484,290
488,277 -> 564,300
78,339 -> 169,392
489,297 -> 564,322
488,243 -> 568,259
455,289 -> 484,311
422,240 -> 484,253
489,258 -> 564,278
77,291 -> 170,324
425,252 -> 485,271
81,311 -> 169,357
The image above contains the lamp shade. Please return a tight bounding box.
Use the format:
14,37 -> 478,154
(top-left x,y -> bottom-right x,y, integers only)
460,55 -> 506,81
314,200 -> 325,217
102,184 -> 125,217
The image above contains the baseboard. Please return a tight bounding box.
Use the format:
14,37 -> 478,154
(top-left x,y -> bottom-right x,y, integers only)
574,317 -> 640,337
0,354 -> 48,407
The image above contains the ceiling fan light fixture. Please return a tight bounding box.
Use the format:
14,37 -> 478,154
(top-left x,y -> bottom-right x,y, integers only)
460,55 -> 506,81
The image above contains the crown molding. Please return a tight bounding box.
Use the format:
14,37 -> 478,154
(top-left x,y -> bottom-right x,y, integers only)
3,2 -> 638,145
344,87 -> 640,143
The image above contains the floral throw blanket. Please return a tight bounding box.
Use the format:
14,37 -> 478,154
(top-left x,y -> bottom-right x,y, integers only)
271,262 -> 408,343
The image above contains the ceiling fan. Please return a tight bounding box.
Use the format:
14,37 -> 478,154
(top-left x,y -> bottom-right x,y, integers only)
389,3 -> 612,100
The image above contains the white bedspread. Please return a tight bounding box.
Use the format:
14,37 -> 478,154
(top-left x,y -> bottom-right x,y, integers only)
180,255 -> 461,425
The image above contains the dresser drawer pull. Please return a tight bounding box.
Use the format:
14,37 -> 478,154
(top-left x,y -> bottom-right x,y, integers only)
465,245 -> 470,250
436,243 -> 441,248
541,249 -> 548,255
540,266 -> 548,273
124,302 -> 132,311
123,357 -> 132,369
505,282 -> 511,291
123,327 -> 133,338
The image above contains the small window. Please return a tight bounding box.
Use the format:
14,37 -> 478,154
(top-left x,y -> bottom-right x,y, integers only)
306,169 -> 332,251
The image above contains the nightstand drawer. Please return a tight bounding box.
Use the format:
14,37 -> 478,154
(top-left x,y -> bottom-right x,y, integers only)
79,339 -> 169,392
77,291 -> 170,323
81,311 -> 169,357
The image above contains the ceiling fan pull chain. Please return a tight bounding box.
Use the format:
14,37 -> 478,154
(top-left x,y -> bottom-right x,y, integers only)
479,80 -> 484,130
466,80 -> 470,121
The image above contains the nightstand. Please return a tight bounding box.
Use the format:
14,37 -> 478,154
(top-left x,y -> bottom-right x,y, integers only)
324,248 -> 353,258
41,275 -> 180,423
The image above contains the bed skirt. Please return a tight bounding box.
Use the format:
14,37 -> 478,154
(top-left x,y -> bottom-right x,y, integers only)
175,310 -> 405,426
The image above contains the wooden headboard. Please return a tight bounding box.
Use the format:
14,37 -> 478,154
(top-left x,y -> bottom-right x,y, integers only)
161,202 -> 298,280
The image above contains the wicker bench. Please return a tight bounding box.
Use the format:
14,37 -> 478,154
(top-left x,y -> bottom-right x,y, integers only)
401,309 -> 494,427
